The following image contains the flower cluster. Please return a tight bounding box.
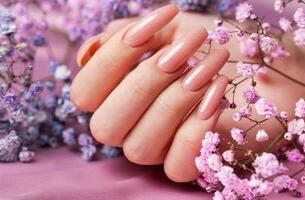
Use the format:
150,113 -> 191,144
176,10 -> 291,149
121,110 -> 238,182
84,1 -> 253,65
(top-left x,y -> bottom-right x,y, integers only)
0,0 -> 151,163
195,0 -> 305,199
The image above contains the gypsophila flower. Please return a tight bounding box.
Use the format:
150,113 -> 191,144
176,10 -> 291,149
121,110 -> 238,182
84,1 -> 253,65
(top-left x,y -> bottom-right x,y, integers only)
101,144 -> 122,158
256,129 -> 269,142
239,106 -> 252,117
235,2 -> 253,22
62,128 -> 76,146
0,6 -> 16,35
259,36 -> 278,54
236,62 -> 259,78
212,26 -> 230,45
18,147 -> 35,162
274,0 -> 286,13
273,175 -> 298,192
0,131 -> 21,162
78,133 -> 93,146
293,28 -> 305,46
207,154 -> 223,171
80,144 -> 96,161
255,98 -> 277,119
232,112 -> 241,121
231,127 -> 246,144
54,64 -> 71,80
222,150 -> 234,163
284,132 -> 293,141
279,17 -> 293,32
294,8 -> 305,28
301,176 -> 305,184
295,98 -> 305,118
253,153 -> 287,178
288,118 -> 305,135
285,149 -> 305,162
242,89 -> 260,104
239,36 -> 259,58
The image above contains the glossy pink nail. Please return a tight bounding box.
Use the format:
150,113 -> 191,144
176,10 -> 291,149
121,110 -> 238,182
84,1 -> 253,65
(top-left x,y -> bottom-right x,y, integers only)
157,27 -> 207,73
182,48 -> 229,91
123,5 -> 179,47
197,76 -> 229,120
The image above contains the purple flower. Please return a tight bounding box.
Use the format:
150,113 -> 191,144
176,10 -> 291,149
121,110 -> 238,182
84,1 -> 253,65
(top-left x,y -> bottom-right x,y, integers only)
0,6 -> 16,35
285,149 -> 305,162
293,28 -> 305,46
294,8 -> 305,28
242,89 -> 260,104
295,98 -> 305,118
253,153 -> 287,178
259,36 -> 278,54
231,127 -> 246,144
235,2 -> 253,22
0,131 -> 21,162
255,98 -> 277,119
101,145 -> 122,158
78,133 -> 93,146
212,27 -> 230,45
19,147 -> 35,162
80,144 -> 96,161
3,93 -> 21,111
62,128 -> 76,146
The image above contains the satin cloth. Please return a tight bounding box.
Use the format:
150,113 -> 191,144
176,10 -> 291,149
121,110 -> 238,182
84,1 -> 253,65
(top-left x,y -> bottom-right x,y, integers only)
0,147 -> 304,200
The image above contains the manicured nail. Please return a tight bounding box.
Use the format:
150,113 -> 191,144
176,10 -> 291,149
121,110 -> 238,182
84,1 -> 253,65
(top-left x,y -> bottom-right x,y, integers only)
182,48 -> 229,91
123,5 -> 179,47
198,76 -> 229,120
157,27 -> 207,73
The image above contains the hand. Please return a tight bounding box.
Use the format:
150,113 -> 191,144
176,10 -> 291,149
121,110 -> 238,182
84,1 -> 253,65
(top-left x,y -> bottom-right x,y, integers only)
71,5 -> 229,182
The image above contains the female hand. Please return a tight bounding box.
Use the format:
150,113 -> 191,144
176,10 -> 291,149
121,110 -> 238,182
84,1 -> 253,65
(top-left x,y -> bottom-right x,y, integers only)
71,5 -> 229,182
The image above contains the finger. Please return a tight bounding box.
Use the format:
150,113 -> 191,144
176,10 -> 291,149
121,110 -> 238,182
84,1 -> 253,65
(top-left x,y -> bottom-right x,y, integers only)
164,107 -> 221,182
121,51 -> 229,165
89,27 -> 208,147
71,5 -> 179,112
89,47 -> 186,147
77,18 -> 137,67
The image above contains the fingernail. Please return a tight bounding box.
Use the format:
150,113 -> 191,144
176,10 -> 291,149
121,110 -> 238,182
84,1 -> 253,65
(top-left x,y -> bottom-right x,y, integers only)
157,27 -> 207,73
182,48 -> 229,91
198,76 -> 229,120
123,5 -> 179,47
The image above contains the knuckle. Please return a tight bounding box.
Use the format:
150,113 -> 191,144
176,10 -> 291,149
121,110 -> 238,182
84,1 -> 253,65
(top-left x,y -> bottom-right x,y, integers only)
70,82 -> 94,112
154,96 -> 179,115
123,141 -> 146,165
89,114 -> 122,147
125,71 -> 157,97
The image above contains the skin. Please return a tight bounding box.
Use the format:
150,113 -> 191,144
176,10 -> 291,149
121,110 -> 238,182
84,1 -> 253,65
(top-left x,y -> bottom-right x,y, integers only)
71,5 -> 305,183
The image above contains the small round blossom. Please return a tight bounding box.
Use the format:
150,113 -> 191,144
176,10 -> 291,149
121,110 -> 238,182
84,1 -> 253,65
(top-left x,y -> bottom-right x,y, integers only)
284,132 -> 293,141
239,106 -> 252,117
288,118 -> 305,135
279,17 -> 293,32
54,64 -> 71,80
294,28 -> 305,46
230,127 -> 246,144
78,133 -> 93,146
299,134 -> 305,144
222,150 -> 234,163
294,8 -> 305,28
239,36 -> 259,58
212,27 -> 230,45
285,149 -> 305,162
236,62 -> 259,78
62,128 -> 76,146
280,111 -> 288,119
232,112 -> 241,121
301,176 -> 305,184
242,89 -> 260,104
273,175 -> 298,192
274,0 -> 285,13
235,2 -> 253,22
256,129 -> 269,142
253,153 -> 287,178
259,36 -> 278,54
295,98 -> 305,118
80,144 -> 96,161
18,147 -> 35,163
207,154 -> 223,171
255,98 -> 277,119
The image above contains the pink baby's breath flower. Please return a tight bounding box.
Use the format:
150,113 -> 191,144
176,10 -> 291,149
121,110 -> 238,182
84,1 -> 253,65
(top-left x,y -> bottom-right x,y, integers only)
233,112 -> 241,121
253,153 -> 287,178
236,62 -> 259,78
222,150 -> 234,163
299,134 -> 305,144
284,132 -> 293,141
294,8 -> 305,28
273,175 -> 298,192
279,17 -> 293,32
239,106 -> 252,117
295,98 -> 305,118
280,111 -> 288,119
248,176 -> 274,196
256,129 -> 269,142
213,191 -> 224,200
274,0 -> 285,13
271,45 -> 289,58
288,118 -> 305,135
259,36 -> 278,54
285,149 -> 305,162
293,28 -> 305,46
242,89 -> 260,104
255,98 -> 277,119
235,2 -> 253,22
301,176 -> 305,184
239,36 -> 259,58
219,97 -> 230,110
207,154 -> 223,171
212,27 -> 230,45
231,127 -> 246,144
